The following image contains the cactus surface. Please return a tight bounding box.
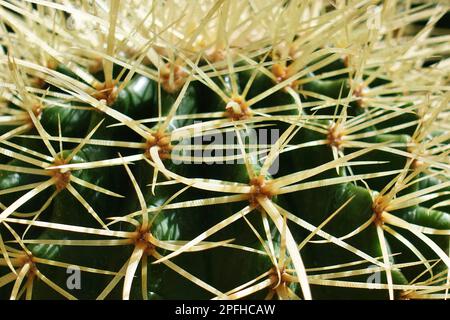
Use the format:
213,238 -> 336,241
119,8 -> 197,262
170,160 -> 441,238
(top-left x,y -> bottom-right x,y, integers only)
0,0 -> 449,300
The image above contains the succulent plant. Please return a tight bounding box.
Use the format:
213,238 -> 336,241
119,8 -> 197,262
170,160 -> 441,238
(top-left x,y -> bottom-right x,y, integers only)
0,0 -> 449,300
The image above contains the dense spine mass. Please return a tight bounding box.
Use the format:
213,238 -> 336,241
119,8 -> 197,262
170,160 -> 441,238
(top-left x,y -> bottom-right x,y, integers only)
0,1 -> 449,300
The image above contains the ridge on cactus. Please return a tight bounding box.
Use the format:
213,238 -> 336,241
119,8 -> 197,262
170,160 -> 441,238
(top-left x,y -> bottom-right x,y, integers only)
0,0 -> 449,300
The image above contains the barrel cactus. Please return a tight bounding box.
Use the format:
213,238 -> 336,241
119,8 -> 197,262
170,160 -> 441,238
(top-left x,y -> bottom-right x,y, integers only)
0,0 -> 449,300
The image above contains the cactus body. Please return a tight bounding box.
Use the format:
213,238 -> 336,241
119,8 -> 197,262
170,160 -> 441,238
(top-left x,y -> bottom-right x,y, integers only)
0,0 -> 449,300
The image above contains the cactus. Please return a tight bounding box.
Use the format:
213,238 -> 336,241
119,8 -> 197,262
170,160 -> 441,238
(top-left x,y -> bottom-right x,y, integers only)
0,0 -> 449,300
